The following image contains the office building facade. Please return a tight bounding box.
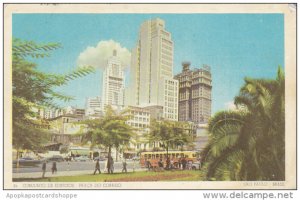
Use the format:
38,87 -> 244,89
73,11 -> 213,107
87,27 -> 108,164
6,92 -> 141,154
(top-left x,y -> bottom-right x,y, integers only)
85,96 -> 102,117
174,62 -> 212,123
102,50 -> 125,110
127,18 -> 178,121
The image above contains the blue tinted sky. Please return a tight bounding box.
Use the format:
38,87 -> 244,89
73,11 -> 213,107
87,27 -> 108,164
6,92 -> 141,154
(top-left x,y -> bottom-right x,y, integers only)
12,14 -> 284,114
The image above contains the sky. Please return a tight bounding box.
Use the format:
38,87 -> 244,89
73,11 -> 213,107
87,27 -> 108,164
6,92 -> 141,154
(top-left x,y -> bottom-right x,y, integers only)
12,14 -> 284,114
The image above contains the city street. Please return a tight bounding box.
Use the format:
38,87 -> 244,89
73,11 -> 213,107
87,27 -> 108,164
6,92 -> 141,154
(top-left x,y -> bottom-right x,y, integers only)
13,160 -> 142,174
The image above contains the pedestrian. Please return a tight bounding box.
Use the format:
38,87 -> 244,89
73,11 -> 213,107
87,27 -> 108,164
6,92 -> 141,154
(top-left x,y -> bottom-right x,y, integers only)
158,159 -> 164,171
178,157 -> 182,169
146,159 -> 151,171
166,157 -> 170,170
67,158 -> 70,171
122,159 -> 127,173
107,156 -> 114,174
170,159 -> 174,169
42,161 -> 46,178
187,160 -> 192,170
51,161 -> 57,174
182,157 -> 187,170
93,159 -> 101,175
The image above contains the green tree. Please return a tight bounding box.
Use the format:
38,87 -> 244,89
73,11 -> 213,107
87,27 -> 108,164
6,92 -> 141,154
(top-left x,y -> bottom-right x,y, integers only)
148,119 -> 194,167
201,67 -> 285,181
81,105 -> 135,173
12,38 -> 94,157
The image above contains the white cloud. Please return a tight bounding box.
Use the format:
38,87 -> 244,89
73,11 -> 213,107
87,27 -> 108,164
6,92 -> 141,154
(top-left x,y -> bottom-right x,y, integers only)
77,40 -> 131,70
224,101 -> 237,110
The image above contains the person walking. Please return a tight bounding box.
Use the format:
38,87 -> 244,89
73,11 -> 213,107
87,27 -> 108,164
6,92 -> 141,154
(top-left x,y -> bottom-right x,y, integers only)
170,158 -> 174,169
107,156 -> 114,174
146,159 -> 151,171
93,159 -> 101,175
182,157 -> 187,170
187,160 -> 192,170
158,159 -> 164,171
166,157 -> 170,170
51,161 -> 57,174
122,159 -> 127,173
178,157 -> 182,169
42,161 -> 46,178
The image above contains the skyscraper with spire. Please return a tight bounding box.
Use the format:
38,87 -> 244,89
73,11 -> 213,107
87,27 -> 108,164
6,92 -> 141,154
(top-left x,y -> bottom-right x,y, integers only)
102,50 -> 125,110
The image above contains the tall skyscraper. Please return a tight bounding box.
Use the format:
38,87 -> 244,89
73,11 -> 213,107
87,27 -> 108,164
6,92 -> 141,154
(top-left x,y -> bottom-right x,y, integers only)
102,50 -> 125,110
127,18 -> 178,121
174,62 -> 212,123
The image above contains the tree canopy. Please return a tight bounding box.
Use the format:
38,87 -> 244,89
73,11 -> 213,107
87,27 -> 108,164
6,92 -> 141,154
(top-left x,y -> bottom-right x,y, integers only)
12,38 -> 95,151
148,120 -> 194,153
81,105 -> 135,159
201,67 -> 285,181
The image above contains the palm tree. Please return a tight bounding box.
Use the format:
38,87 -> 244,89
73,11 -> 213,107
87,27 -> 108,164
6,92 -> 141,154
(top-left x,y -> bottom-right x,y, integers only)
202,67 -> 285,181
81,105 -> 135,169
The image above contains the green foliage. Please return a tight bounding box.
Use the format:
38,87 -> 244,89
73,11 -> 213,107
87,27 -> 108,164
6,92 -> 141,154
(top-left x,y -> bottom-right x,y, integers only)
81,105 -> 135,157
148,119 -> 193,152
202,66 -> 285,181
12,38 -> 95,151
13,38 -> 62,58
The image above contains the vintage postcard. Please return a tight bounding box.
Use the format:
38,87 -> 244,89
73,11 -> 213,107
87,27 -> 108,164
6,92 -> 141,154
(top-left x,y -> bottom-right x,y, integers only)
3,3 -> 296,189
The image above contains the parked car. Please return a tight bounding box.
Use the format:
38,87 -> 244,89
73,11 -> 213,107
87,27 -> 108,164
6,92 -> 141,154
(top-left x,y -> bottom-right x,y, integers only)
74,156 -> 91,162
13,157 -> 42,167
64,156 -> 72,162
47,155 -> 65,162
132,156 -> 140,161
93,156 -> 106,161
192,161 -> 201,170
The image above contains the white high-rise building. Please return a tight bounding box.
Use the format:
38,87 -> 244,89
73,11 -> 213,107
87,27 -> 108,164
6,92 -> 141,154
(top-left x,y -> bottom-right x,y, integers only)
127,18 -> 178,121
39,108 -> 63,119
102,50 -> 125,110
85,96 -> 102,116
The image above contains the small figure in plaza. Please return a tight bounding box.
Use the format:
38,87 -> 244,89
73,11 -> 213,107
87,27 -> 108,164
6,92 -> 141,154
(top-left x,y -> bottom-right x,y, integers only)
93,159 -> 101,175
107,156 -> 114,174
170,158 -> 174,169
187,160 -> 193,170
146,159 -> 151,171
178,157 -> 182,169
51,161 -> 57,174
42,161 -> 46,178
122,159 -> 127,173
158,159 -> 164,171
166,157 -> 170,170
182,157 -> 187,170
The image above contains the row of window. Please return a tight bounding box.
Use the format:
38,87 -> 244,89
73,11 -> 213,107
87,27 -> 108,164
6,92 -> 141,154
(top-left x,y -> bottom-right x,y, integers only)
161,48 -> 172,57
161,59 -> 172,67
161,53 -> 172,62
127,122 -> 148,128
161,30 -> 170,37
129,116 -> 150,122
162,38 -> 173,46
130,111 -> 150,116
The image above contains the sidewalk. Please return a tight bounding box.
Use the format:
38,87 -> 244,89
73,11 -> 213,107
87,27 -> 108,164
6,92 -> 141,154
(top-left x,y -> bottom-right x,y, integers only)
13,168 -> 147,179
